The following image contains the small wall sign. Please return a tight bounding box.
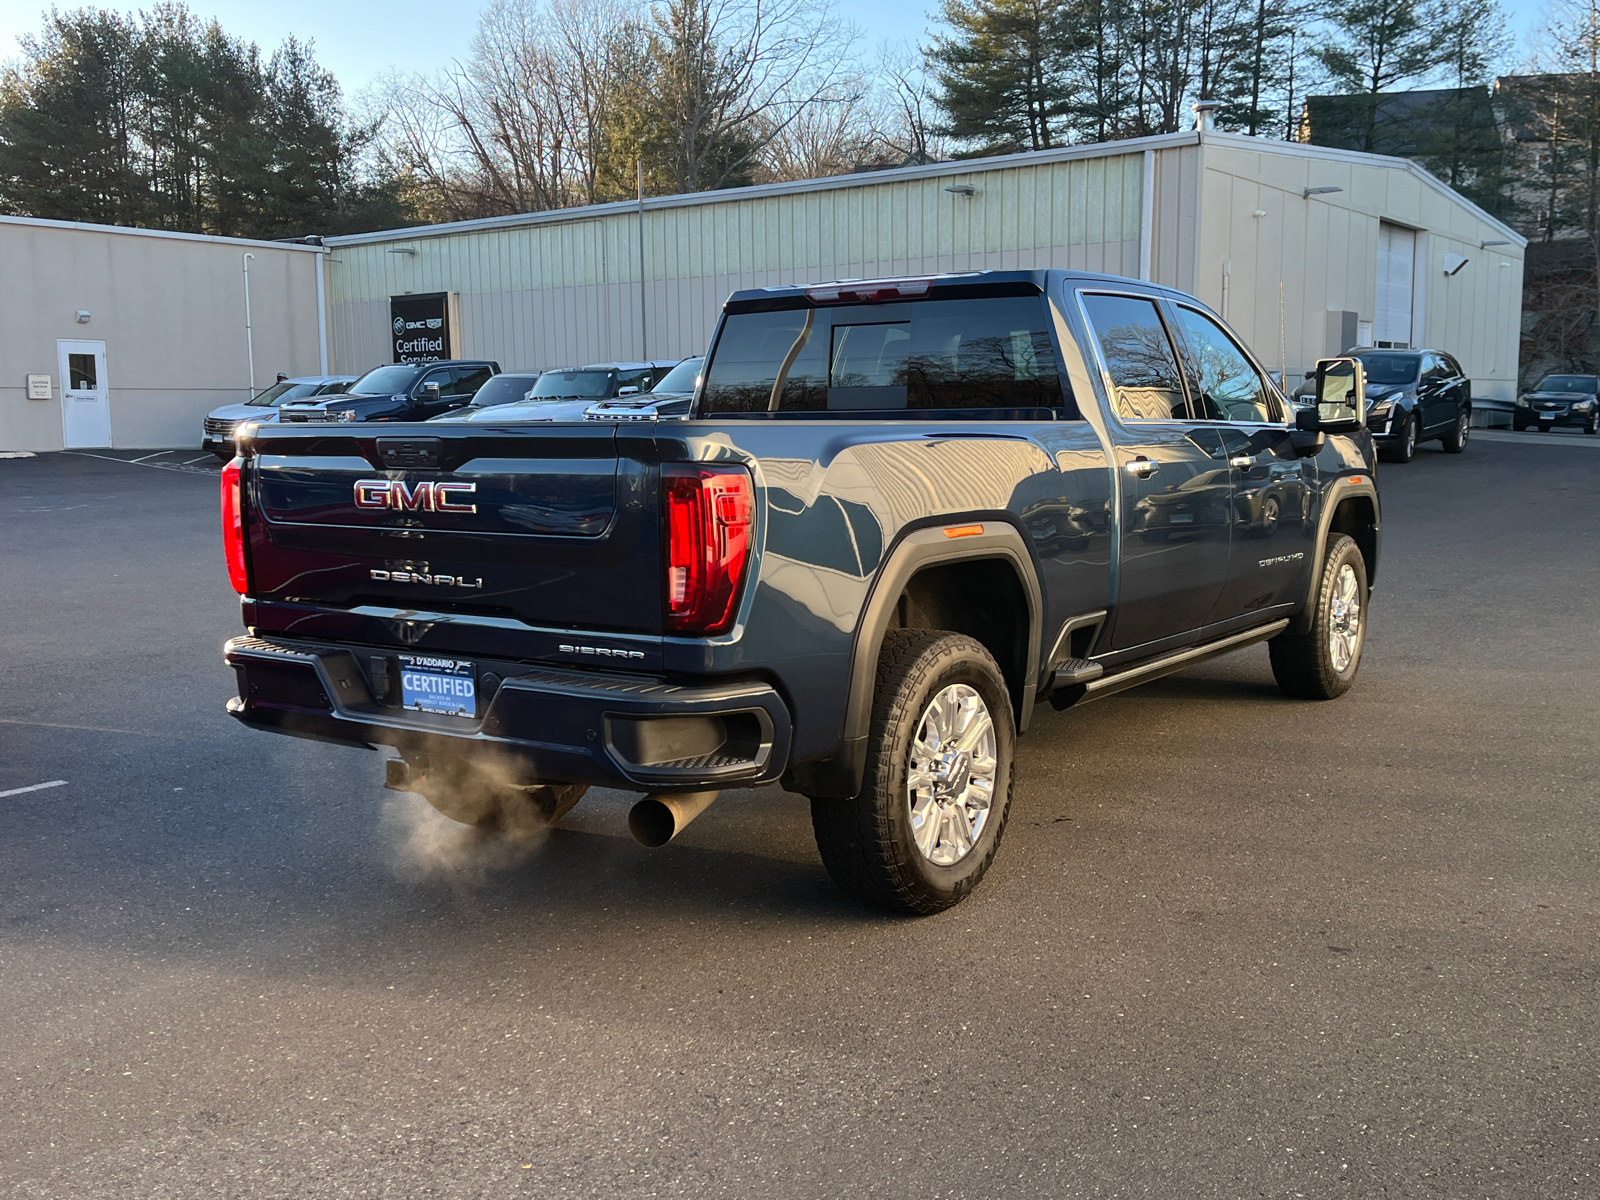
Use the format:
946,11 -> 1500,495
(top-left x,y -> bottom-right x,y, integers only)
389,292 -> 459,364
26,374 -> 52,400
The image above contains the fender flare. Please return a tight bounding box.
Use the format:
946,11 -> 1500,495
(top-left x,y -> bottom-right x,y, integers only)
787,520 -> 1042,800
1289,476 -> 1381,635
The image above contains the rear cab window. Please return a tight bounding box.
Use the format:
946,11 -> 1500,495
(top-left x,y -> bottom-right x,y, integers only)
701,291 -> 1075,419
1078,293 -> 1190,421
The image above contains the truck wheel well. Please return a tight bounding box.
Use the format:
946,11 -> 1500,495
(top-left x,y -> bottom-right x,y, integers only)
1329,496 -> 1378,584
885,559 -> 1030,717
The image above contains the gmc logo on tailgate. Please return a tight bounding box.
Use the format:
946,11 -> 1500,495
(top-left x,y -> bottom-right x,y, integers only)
353,479 -> 478,513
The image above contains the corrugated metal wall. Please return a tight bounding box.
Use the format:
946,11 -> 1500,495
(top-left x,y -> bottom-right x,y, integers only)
1194,139 -> 1525,403
325,152 -> 1146,373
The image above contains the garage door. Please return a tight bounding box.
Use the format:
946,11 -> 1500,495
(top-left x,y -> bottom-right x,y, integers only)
1376,223 -> 1415,348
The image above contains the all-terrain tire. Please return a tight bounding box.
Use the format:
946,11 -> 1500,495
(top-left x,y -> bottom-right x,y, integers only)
810,630 -> 1015,915
1268,534 -> 1369,701
1441,409 -> 1470,453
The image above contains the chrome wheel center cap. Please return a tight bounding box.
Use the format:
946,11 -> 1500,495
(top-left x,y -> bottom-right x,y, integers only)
933,748 -> 972,795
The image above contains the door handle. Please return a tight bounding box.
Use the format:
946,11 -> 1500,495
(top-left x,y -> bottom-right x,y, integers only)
1229,454 -> 1255,468
1124,456 -> 1160,478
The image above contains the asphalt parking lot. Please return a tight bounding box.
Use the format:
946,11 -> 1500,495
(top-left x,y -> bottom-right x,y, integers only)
2,433 -> 1596,1198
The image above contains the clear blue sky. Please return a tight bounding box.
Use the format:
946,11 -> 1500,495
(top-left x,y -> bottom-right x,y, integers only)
0,0 -> 1556,97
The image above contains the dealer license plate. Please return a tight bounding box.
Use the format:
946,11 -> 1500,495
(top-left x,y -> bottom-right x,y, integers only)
1170,512 -> 1194,524
399,655 -> 477,717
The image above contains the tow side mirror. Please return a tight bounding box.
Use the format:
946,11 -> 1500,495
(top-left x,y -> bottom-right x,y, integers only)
1308,357 -> 1366,434
421,381 -> 442,404
618,385 -> 640,396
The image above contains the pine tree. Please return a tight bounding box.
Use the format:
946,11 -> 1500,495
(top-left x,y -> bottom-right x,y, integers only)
929,0 -> 1071,153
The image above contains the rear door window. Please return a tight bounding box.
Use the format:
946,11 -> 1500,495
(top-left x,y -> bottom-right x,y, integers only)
701,295 -> 1069,417
447,366 -> 494,397
1169,305 -> 1282,424
1079,293 -> 1189,421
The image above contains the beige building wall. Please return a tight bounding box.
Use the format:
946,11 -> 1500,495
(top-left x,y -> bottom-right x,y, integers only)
0,218 -> 323,452
1186,135 -> 1525,403
325,147 -> 1150,374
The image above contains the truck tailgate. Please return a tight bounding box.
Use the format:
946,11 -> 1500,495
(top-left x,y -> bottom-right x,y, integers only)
243,424 -> 660,641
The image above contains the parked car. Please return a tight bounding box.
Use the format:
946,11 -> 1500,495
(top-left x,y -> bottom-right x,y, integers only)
202,375 -> 355,458
426,372 -> 541,422
220,269 -> 1380,914
277,361 -> 499,423
450,360 -> 688,423
1514,373 -> 1600,433
583,355 -> 703,421
1343,349 -> 1472,462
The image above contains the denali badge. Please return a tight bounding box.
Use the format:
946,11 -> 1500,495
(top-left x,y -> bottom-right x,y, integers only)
371,568 -> 483,588
354,479 -> 478,513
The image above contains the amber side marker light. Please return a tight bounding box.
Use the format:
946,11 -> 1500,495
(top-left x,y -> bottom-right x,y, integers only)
943,524 -> 984,538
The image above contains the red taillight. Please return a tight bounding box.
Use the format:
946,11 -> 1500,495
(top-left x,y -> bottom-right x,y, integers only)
221,457 -> 248,594
663,465 -> 753,635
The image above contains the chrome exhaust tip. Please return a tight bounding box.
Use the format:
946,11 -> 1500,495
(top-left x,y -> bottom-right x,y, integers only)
627,790 -> 720,848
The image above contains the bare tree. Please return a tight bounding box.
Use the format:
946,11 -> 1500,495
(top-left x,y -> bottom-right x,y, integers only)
752,70 -> 875,180
650,0 -> 858,192
874,40 -> 948,163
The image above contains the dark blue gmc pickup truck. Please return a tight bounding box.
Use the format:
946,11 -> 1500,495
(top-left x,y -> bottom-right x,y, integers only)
221,270 -> 1379,913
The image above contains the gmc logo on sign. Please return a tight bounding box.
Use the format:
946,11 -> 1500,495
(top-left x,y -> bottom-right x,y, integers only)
353,479 -> 478,513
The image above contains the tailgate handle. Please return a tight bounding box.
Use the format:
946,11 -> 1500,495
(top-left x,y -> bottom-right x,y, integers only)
377,438 -> 441,469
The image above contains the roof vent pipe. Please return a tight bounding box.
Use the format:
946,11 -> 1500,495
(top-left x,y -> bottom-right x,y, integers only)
1193,99 -> 1219,132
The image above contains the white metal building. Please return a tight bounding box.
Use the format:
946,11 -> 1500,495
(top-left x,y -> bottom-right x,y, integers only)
0,128 -> 1526,454
0,217 -> 325,453
322,129 -> 1526,413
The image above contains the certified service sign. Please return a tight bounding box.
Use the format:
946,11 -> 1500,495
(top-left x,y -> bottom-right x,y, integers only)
389,293 -> 453,364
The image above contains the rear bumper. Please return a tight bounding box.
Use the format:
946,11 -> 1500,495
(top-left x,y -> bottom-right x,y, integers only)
224,635 -> 792,792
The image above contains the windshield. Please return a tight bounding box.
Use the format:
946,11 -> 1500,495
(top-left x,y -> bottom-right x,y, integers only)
531,369 -> 613,399
348,365 -> 421,396
1534,374 -> 1598,393
1354,353 -> 1420,385
650,358 -> 703,395
467,375 -> 539,407
246,381 -> 321,407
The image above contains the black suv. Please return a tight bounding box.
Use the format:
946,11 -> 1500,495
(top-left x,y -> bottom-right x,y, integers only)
1515,373 -> 1600,433
1349,349 -> 1472,462
279,361 -> 500,424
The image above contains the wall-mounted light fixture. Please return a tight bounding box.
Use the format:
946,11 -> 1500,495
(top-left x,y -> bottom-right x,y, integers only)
74,310 -> 91,324
1443,252 -> 1470,276
1481,239 -> 1511,249
387,247 -> 418,256
1252,209 -> 1268,219
944,184 -> 976,197
1303,186 -> 1344,198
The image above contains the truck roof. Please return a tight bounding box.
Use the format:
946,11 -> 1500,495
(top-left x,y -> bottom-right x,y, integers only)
725,268 -> 1190,312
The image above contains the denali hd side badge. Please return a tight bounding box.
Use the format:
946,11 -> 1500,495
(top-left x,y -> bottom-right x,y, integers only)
354,479 -> 478,513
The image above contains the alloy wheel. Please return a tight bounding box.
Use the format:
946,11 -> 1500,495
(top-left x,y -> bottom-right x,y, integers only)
906,683 -> 998,866
1328,563 -> 1363,674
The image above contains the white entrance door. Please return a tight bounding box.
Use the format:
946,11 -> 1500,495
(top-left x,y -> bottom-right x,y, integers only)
58,339 -> 110,448
1375,223 -> 1416,348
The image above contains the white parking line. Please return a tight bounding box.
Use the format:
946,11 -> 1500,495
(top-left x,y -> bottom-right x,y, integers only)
0,779 -> 67,799
130,451 -> 172,463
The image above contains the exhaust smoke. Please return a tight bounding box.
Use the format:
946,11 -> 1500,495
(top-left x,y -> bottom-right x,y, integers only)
380,748 -> 586,881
